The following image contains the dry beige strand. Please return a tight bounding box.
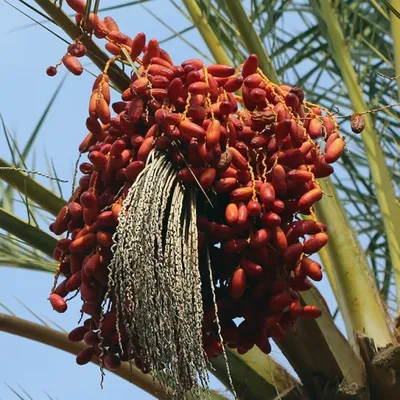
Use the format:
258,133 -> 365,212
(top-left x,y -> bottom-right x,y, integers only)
106,151 -> 209,398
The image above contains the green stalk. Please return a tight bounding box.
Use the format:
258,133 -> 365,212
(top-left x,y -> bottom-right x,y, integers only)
0,159 -> 64,216
33,0 -> 130,93
280,286 -> 368,398
0,208 -> 57,257
0,258 -> 56,273
315,180 -> 393,347
389,0 -> 400,99
0,313 -> 228,399
317,0 -> 400,313
211,348 -> 306,400
318,247 -> 338,298
181,0 -> 232,66
0,313 -> 169,399
222,0 -> 280,82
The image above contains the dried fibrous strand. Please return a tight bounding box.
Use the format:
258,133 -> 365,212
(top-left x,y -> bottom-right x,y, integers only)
107,152 -> 208,397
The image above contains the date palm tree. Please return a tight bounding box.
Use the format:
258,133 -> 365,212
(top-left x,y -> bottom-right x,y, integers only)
1,0 -> 400,399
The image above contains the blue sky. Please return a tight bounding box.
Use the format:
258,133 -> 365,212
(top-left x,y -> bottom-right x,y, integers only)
0,1 -> 343,399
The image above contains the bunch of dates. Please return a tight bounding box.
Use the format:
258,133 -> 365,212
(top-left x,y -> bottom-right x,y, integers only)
48,0 -> 345,372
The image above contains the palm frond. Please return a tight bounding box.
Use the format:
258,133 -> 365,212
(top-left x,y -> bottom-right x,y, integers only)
0,158 -> 65,216
0,208 -> 57,257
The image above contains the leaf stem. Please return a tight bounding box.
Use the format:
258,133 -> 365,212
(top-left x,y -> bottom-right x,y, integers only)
0,158 -> 64,216
211,347 -> 305,400
280,286 -> 367,398
0,313 -> 168,399
222,0 -> 280,82
315,180 -> 394,347
0,208 -> 57,257
181,0 -> 232,65
388,1 -> 400,83
0,313 -> 230,399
